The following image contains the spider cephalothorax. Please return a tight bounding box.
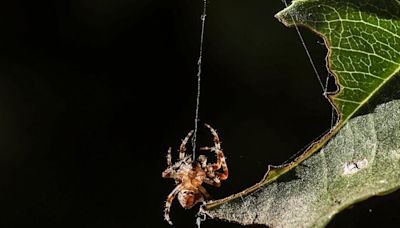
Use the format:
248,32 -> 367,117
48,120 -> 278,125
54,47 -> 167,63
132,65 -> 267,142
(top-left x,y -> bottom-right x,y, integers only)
162,124 -> 229,225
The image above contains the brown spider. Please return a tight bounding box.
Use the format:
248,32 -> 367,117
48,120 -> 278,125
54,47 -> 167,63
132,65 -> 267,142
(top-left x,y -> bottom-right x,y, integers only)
162,124 -> 229,225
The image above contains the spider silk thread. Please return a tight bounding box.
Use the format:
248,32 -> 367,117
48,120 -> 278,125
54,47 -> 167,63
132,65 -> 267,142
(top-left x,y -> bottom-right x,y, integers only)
280,0 -> 338,164
281,0 -> 326,92
192,0 -> 208,160
281,0 -> 337,127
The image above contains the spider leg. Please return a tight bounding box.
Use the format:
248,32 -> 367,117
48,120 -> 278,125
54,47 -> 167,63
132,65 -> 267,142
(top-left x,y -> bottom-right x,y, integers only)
166,147 -> 172,166
179,130 -> 194,160
201,124 -> 229,180
198,185 -> 211,199
203,177 -> 221,188
215,153 -> 229,180
198,155 -> 207,168
199,147 -> 220,178
200,146 -> 222,170
162,168 -> 177,179
164,184 -> 183,225
200,147 -> 228,180
204,123 -> 221,149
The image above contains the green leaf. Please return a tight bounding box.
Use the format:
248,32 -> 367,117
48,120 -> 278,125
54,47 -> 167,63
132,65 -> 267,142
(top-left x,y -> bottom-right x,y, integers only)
277,0 -> 400,122
201,100 -> 400,227
200,0 -> 400,226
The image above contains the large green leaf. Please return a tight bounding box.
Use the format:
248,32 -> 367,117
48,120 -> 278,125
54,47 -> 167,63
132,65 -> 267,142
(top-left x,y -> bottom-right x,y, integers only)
278,0 -> 400,122
200,0 -> 400,226
201,99 -> 400,227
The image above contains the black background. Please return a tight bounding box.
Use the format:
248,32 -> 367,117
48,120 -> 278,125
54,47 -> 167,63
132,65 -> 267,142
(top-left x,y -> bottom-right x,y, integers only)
0,0 -> 399,227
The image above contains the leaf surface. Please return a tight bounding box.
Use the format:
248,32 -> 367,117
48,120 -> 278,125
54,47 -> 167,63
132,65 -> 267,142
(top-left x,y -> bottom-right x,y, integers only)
202,100 -> 400,227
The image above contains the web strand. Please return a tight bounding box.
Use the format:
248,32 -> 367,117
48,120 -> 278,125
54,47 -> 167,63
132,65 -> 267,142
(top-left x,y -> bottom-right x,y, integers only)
282,0 -> 336,127
280,0 -> 334,163
282,0 -> 326,92
325,73 -> 337,128
191,0 -> 207,160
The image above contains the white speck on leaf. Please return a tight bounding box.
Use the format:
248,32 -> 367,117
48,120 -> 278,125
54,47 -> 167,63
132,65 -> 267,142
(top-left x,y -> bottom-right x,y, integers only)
342,159 -> 368,176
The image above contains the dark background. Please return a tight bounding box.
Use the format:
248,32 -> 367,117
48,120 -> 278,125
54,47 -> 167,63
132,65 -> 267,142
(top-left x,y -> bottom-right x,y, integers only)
0,0 -> 399,227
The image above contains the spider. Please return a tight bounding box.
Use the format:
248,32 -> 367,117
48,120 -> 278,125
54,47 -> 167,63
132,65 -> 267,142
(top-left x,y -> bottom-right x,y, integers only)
162,124 -> 229,225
